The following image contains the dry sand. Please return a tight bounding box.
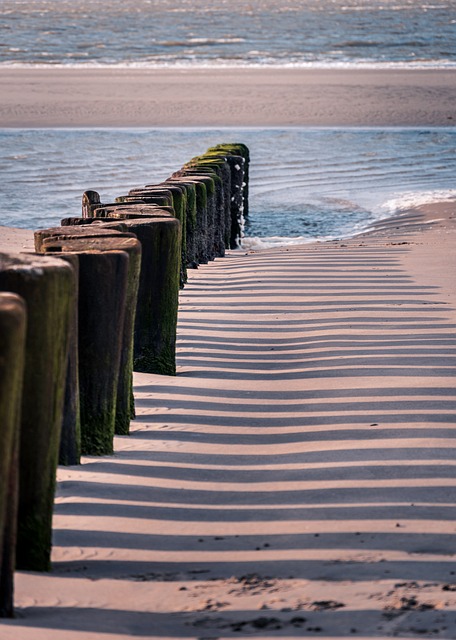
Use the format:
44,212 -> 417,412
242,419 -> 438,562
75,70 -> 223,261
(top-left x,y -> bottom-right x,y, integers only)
1,68 -> 456,127
1,201 -> 455,638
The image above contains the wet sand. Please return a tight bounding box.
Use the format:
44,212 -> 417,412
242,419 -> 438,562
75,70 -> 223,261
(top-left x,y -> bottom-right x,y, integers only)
1,67 -> 456,127
1,200 -> 456,638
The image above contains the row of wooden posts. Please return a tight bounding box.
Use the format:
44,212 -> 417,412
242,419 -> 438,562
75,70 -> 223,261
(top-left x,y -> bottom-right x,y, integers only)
0,143 -> 250,617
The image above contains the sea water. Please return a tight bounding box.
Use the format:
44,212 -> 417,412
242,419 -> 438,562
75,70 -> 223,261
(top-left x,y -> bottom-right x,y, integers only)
1,0 -> 455,69
0,1 -> 455,243
0,127 -> 455,245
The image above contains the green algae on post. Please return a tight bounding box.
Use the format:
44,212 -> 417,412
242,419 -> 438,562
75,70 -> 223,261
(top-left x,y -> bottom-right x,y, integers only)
0,253 -> 75,572
128,217 -> 182,376
0,293 -> 26,618
43,237 -> 140,441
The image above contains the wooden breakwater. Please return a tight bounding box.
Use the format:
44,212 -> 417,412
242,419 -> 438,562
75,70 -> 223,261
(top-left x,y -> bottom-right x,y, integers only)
0,143 -> 249,617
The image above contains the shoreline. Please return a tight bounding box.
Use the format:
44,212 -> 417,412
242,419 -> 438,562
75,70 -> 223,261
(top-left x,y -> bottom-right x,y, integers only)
1,67 -> 455,127
2,197 -> 456,253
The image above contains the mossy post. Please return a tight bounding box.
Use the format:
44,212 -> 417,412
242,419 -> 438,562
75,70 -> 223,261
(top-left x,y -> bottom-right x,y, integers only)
163,180 -> 198,269
0,294 -> 26,618
106,217 -> 181,375
170,176 -> 208,265
225,155 -> 246,248
116,192 -> 172,208
187,165 -> 227,257
78,248 -> 128,453
207,143 -> 250,218
188,158 -> 231,256
0,253 -> 75,572
174,172 -> 217,262
35,227 -> 137,458
151,184 -> 188,287
43,236 -> 141,436
205,144 -> 250,247
55,254 -> 80,466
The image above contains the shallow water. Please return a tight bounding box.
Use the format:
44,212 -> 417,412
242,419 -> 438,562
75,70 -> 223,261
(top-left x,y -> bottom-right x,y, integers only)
1,0 -> 455,69
0,127 -> 455,245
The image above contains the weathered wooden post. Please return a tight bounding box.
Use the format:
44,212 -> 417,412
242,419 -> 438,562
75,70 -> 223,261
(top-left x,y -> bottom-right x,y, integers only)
146,184 -> 188,286
168,177 -> 209,265
174,172 -> 217,262
116,191 -> 173,208
205,144 -> 250,247
0,253 -> 75,572
129,215 -> 180,374
163,180 -> 198,269
43,236 -> 141,436
92,204 -> 175,219
34,225 -> 135,248
82,190 -> 101,217
54,254 -> 80,466
0,293 -> 26,618
34,227 -> 138,456
207,142 -> 250,218
91,216 -> 181,376
61,218 -> 129,229
183,165 -> 226,257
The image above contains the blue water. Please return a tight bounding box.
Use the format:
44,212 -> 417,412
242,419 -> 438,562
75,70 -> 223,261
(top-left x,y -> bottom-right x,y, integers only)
1,128 -> 455,244
1,3 -> 455,243
1,0 -> 455,69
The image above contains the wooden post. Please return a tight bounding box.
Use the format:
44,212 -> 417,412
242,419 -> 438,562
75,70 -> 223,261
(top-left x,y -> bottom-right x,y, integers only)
200,145 -> 249,247
116,193 -> 172,207
150,184 -> 188,287
164,180 -> 198,269
93,205 -> 175,219
34,226 -> 134,250
174,172 -> 217,262
42,238 -> 140,440
35,227 -> 138,457
92,216 -> 182,375
82,190 -> 101,217
0,253 -> 75,572
60,218 -> 129,229
169,177 -> 208,264
0,293 -> 26,618
54,254 -> 80,467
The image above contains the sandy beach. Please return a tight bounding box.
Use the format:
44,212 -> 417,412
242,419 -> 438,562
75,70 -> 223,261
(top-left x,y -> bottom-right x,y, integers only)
0,199 -> 455,638
1,68 -> 456,127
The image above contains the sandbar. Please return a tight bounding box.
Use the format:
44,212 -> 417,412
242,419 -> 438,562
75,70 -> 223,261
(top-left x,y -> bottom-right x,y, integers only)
1,67 -> 455,127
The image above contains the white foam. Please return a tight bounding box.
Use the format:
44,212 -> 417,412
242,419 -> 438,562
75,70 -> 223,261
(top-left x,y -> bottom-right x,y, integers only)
1,58 -> 456,70
378,190 -> 456,214
239,235 -> 316,250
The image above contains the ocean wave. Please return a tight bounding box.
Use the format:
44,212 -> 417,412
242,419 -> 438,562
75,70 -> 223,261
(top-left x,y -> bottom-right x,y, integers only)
1,58 -> 456,70
156,37 -> 246,47
239,235 -> 317,250
378,189 -> 456,213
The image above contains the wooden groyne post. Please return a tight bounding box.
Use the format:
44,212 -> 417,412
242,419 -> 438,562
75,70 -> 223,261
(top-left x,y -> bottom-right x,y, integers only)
0,293 -> 26,617
0,253 -> 75,572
